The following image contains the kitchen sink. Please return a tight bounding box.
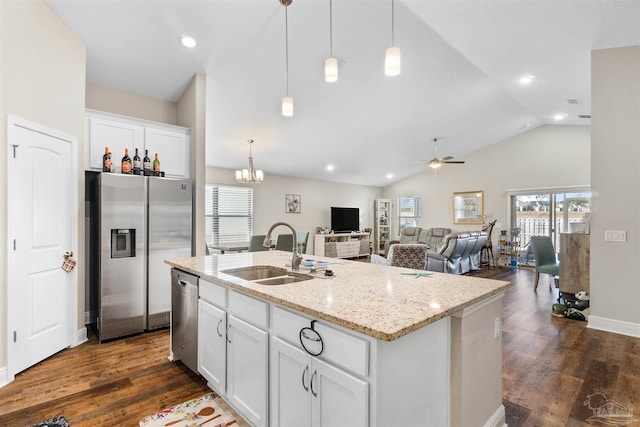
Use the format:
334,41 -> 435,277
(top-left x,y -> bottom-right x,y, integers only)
255,275 -> 311,286
221,266 -> 312,285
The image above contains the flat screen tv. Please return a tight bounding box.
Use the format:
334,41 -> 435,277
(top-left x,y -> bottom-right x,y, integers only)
331,207 -> 360,233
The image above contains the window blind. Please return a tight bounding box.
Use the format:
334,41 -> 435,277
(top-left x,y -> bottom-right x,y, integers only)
205,185 -> 253,246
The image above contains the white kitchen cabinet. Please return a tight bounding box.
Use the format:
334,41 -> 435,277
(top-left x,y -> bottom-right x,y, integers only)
85,109 -> 190,177
198,281 -> 269,427
197,299 -> 226,393
227,314 -> 269,427
144,127 -> 189,178
271,336 -> 368,427
86,116 -> 144,171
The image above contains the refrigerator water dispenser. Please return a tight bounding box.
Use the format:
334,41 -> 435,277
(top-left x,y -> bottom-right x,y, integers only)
111,229 -> 136,258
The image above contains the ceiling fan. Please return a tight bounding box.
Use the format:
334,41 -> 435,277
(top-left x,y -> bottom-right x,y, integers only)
428,138 -> 465,169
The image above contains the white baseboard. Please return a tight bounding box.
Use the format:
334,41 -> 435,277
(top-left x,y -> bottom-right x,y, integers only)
73,326 -> 88,347
0,366 -> 8,389
483,404 -> 507,427
588,316 -> 640,338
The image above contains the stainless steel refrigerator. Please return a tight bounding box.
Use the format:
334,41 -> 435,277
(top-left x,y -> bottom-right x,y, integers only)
88,172 -> 192,342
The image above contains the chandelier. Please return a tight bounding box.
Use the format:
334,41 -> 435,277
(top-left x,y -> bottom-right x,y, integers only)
235,139 -> 264,184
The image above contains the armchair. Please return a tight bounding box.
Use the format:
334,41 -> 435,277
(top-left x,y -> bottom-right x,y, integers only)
420,228 -> 451,249
383,226 -> 422,255
424,231 -> 487,274
371,244 -> 428,270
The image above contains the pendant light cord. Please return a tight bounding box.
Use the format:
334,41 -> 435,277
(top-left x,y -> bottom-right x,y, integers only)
285,5 -> 290,96
391,0 -> 395,46
329,0 -> 333,57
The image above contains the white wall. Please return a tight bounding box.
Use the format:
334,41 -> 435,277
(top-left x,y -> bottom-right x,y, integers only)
206,167 -> 382,254
381,125 -> 591,241
177,74 -> 207,256
86,82 -> 177,125
0,0 -> 86,370
589,45 -> 640,337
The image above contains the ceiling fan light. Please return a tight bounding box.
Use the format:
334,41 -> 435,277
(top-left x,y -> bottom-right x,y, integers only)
282,96 -> 294,117
429,160 -> 442,169
385,46 -> 401,76
325,57 -> 338,82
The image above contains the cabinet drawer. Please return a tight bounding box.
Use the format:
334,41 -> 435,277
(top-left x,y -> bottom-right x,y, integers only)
199,279 -> 226,308
228,290 -> 269,329
336,241 -> 359,258
272,306 -> 369,377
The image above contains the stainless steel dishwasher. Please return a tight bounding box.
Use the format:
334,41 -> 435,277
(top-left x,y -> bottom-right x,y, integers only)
171,268 -> 199,374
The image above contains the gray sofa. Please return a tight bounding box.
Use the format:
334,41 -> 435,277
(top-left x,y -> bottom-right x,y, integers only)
425,231 -> 487,274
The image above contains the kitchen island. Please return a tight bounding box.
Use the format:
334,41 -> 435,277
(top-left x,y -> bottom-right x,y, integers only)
166,251 -> 510,427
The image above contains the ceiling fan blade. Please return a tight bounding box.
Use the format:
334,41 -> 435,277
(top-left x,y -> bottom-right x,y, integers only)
444,160 -> 465,164
441,156 -> 454,161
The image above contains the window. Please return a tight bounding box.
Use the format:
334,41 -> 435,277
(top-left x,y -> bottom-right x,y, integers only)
398,196 -> 421,233
205,185 -> 253,247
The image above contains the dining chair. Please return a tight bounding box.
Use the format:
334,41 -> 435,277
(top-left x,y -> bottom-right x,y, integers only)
480,220 -> 497,266
531,236 -> 559,290
275,234 -> 295,252
248,234 -> 269,252
296,231 -> 309,254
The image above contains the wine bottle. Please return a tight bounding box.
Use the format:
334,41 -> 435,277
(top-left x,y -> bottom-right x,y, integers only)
153,153 -> 160,174
121,148 -> 132,174
143,149 -> 151,175
132,148 -> 141,175
103,146 -> 111,172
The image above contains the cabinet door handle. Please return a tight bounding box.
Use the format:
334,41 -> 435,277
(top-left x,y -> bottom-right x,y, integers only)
310,369 -> 318,397
216,319 -> 223,337
301,365 -> 309,391
226,324 -> 232,343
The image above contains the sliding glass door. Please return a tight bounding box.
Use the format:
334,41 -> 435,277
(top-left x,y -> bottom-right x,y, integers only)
510,189 -> 590,264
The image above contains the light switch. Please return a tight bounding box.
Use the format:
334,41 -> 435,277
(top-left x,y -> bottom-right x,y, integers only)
605,230 -> 627,242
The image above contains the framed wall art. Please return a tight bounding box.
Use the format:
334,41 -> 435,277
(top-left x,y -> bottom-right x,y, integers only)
453,191 -> 484,224
285,194 -> 301,214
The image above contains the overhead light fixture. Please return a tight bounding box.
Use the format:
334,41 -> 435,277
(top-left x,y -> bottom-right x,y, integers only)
281,0 -> 294,116
181,36 -> 197,48
235,139 -> 264,184
554,113 -> 567,121
519,75 -> 534,85
384,0 -> 401,76
325,0 -> 338,82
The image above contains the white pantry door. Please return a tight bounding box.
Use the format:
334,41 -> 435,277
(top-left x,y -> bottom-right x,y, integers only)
7,116 -> 76,377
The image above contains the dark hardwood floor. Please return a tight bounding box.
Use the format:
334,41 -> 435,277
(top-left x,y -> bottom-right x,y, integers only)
0,265 -> 638,426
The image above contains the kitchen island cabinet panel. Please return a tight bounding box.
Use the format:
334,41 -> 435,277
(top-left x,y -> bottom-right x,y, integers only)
197,299 -> 226,393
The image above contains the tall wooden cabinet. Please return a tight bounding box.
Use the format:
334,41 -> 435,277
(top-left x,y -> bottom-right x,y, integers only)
559,233 -> 590,295
374,199 -> 392,255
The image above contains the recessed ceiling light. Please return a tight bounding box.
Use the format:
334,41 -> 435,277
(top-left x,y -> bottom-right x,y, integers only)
519,75 -> 535,85
386,173 -> 394,179
181,36 -> 197,48
554,113 -> 567,121
326,164 -> 334,171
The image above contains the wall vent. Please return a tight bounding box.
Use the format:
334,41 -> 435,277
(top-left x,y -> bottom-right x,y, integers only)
578,114 -> 591,119
567,98 -> 582,104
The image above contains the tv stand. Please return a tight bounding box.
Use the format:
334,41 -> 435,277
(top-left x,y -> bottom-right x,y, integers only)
314,232 -> 371,258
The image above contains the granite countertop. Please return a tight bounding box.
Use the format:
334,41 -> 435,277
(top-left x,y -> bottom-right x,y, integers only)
166,251 -> 510,342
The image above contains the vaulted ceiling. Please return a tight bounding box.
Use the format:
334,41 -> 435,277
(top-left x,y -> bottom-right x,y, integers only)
45,0 -> 640,186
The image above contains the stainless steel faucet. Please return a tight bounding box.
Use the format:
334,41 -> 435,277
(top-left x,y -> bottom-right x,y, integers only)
264,222 -> 302,270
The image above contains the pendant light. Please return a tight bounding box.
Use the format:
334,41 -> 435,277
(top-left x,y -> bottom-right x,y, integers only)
324,0 -> 338,82
281,0 -> 294,116
385,0 -> 401,76
235,139 -> 264,184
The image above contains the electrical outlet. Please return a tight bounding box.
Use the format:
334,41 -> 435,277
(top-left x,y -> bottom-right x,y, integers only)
494,317 -> 502,339
605,230 -> 627,242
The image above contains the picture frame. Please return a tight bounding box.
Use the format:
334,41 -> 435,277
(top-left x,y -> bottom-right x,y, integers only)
453,191 -> 484,224
285,194 -> 301,214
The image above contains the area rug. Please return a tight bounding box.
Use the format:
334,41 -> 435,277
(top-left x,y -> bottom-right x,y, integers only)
29,415 -> 70,427
139,392 -> 237,427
